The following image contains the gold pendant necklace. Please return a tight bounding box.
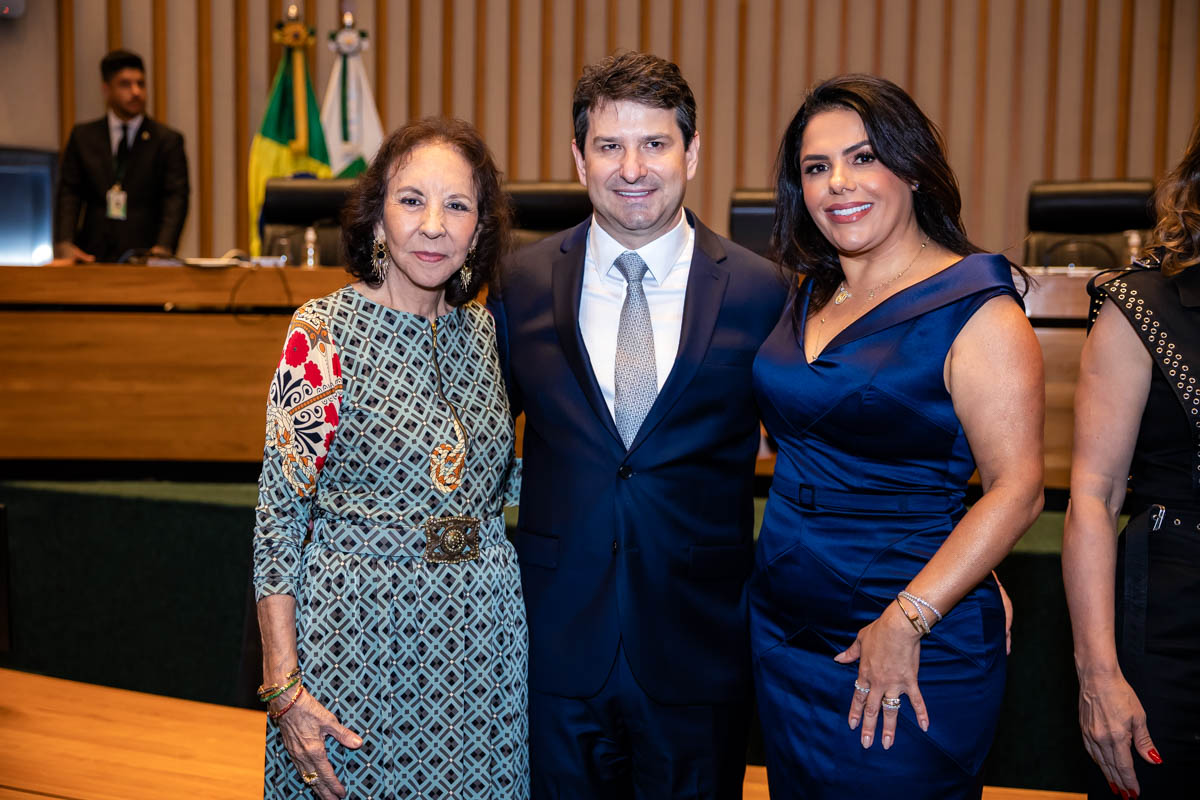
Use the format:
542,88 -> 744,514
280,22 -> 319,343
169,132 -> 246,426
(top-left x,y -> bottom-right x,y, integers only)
833,283 -> 852,305
864,235 -> 930,300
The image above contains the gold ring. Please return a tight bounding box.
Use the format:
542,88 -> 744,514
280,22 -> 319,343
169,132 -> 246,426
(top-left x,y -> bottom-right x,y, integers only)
853,679 -> 871,695
301,771 -> 319,784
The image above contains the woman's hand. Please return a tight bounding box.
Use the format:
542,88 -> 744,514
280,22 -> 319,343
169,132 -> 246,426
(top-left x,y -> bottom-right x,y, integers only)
834,601 -> 930,750
1078,669 -> 1161,798
274,688 -> 363,799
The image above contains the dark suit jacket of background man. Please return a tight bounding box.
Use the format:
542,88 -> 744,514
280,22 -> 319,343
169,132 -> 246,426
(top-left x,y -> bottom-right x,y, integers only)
54,116 -> 189,262
490,210 -> 789,706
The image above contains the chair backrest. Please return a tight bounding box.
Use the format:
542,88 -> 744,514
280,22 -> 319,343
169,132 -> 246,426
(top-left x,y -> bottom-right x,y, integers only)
1024,179 -> 1155,269
728,189 -> 777,257
261,178 -> 357,265
505,181 -> 592,247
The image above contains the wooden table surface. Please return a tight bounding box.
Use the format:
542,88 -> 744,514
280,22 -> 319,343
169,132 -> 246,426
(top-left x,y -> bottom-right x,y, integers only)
0,668 -> 1083,800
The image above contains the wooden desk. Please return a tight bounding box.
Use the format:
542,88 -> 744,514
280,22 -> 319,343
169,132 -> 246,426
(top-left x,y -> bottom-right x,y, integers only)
0,264 -> 349,462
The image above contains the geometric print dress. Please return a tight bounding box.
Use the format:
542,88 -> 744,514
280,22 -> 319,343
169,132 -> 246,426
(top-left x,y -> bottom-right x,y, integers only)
253,286 -> 528,800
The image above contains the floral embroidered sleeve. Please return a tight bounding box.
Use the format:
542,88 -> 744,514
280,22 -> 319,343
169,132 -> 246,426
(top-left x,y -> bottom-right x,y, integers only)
252,301 -> 343,600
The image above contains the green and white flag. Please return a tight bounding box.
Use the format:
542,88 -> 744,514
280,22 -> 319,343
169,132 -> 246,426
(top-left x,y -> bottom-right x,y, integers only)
321,16 -> 384,179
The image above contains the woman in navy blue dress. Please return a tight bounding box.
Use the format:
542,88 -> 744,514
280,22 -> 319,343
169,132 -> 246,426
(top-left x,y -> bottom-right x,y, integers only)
750,75 -> 1045,798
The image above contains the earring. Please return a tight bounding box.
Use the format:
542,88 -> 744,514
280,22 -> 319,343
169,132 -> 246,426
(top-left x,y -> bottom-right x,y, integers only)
372,235 -> 389,283
911,182 -> 920,191
458,247 -> 476,293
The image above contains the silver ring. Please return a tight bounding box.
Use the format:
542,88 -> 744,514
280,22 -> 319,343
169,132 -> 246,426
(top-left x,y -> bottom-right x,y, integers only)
881,695 -> 902,710
853,679 -> 870,695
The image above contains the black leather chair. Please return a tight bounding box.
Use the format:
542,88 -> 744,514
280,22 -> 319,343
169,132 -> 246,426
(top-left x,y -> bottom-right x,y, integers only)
260,177 -> 356,265
1024,180 -> 1155,269
728,189 -> 777,257
505,181 -> 592,246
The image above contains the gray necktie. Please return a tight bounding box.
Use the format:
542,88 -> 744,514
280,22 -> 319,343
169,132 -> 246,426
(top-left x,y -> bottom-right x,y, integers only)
613,250 -> 657,449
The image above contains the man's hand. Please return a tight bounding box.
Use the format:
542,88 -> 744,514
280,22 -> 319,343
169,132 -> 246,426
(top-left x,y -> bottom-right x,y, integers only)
50,242 -> 95,265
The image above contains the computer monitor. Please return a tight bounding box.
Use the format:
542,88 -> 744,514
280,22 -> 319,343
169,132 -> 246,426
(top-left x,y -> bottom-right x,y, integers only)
0,148 -> 57,265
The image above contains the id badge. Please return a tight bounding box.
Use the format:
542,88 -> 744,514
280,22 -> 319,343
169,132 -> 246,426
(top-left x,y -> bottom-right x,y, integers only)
106,184 -> 128,220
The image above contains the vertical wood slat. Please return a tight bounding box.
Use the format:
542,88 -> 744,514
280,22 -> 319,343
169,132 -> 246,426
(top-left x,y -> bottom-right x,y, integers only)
1079,0 -> 1098,178
1115,0 -> 1134,177
969,0 -> 989,226
269,0 -> 283,85
804,0 -> 815,89
409,0 -> 423,119
1195,7 -> 1200,125
701,0 -> 716,224
443,0 -> 456,115
670,0 -> 682,66
905,0 -> 918,91
107,0 -> 122,52
1044,0 -> 1062,177
1004,0 -> 1027,246
57,0 -> 75,147
235,0 -> 249,251
540,0 -> 555,177
575,0 -> 587,80
606,0 -> 617,56
872,0 -> 884,76
940,0 -> 955,131
1153,0 -> 1174,176
152,0 -> 167,121
197,0 -> 213,257
639,0 -> 651,53
735,0 -> 747,188
508,0 -> 523,176
376,0 -> 389,129
768,0 -> 781,149
837,1 -> 849,74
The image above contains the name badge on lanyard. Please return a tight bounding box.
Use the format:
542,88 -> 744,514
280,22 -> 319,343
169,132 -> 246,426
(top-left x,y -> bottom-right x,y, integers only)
106,184 -> 128,220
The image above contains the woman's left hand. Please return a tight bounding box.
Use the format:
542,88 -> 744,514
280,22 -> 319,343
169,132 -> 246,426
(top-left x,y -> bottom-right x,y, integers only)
834,601 -> 930,750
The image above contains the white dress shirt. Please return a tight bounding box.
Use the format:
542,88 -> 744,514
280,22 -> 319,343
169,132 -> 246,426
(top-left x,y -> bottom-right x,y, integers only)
107,110 -> 143,157
578,209 -> 695,418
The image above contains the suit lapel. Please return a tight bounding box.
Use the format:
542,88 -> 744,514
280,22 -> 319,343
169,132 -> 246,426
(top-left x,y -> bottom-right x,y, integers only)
88,119 -> 116,187
552,221 -> 624,446
627,212 -> 729,453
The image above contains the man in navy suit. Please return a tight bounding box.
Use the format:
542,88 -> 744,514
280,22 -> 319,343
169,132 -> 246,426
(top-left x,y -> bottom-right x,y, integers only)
53,49 -> 189,263
490,52 -> 788,799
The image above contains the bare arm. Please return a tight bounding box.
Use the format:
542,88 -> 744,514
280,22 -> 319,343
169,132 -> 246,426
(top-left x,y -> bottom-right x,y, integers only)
1062,298 -> 1158,796
838,295 -> 1045,749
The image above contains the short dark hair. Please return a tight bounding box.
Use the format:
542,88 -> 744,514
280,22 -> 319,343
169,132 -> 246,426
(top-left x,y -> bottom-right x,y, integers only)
101,50 -> 145,82
341,117 -> 512,305
572,51 -> 697,149
772,73 -> 982,313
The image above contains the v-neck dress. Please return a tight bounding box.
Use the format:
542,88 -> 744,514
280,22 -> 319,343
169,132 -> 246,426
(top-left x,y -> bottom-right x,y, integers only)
749,254 -> 1020,799
253,287 -> 528,800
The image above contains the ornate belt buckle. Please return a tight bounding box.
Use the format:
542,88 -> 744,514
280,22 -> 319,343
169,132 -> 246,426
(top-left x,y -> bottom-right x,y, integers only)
422,515 -> 481,563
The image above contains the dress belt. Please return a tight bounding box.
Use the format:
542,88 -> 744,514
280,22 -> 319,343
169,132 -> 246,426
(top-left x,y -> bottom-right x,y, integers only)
770,475 -> 963,514
310,510 -> 508,560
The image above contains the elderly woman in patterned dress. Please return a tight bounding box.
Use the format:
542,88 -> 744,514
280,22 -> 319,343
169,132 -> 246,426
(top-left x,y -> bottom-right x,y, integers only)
252,117 -> 526,800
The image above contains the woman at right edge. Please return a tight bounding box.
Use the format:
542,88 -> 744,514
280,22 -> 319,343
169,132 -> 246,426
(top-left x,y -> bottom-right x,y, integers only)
750,74 -> 1044,799
1063,120 -> 1200,799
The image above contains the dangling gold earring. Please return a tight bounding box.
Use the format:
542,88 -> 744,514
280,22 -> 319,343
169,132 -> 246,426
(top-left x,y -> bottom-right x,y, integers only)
372,235 -> 389,283
458,247 -> 476,293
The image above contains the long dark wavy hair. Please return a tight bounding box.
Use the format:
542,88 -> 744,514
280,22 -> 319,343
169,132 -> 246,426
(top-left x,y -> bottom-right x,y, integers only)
1148,117 -> 1200,276
772,74 -> 982,319
341,117 -> 512,305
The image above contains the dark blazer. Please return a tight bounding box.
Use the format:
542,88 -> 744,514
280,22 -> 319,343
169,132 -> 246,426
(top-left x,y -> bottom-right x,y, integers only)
54,116 -> 189,262
490,211 -> 789,705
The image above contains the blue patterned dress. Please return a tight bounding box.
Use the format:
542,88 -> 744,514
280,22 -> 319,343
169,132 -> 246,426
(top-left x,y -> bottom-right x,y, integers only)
253,286 -> 528,800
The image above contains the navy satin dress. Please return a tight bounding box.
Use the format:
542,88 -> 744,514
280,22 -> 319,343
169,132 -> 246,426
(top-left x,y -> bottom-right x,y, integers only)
750,254 -> 1019,799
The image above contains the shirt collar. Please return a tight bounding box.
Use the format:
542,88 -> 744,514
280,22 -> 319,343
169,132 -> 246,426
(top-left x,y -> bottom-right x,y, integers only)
108,110 -> 144,141
589,208 -> 690,285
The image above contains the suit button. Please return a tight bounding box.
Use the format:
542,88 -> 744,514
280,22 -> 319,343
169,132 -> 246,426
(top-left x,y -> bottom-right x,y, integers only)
617,465 -> 633,480
612,540 -> 618,554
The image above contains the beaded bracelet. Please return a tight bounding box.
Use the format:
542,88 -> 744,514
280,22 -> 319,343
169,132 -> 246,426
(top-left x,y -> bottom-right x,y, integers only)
898,590 -> 943,635
895,596 -> 930,635
257,666 -> 302,701
268,685 -> 304,721
260,673 -> 302,703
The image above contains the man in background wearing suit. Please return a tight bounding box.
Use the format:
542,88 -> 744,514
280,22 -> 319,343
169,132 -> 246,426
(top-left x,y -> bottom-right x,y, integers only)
490,52 -> 788,799
53,49 -> 189,264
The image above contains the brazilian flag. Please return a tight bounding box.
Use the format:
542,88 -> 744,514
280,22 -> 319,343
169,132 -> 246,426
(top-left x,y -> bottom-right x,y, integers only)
248,25 -> 332,256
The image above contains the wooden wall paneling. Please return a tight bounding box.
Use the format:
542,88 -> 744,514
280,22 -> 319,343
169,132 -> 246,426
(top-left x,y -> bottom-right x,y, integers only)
905,0 -> 919,92
58,0 -> 75,145
450,0 -> 477,121
638,0 -> 651,51
121,0 -> 153,68
707,0 -> 739,233
408,0 -> 423,118
1152,0 -> 1174,177
268,0 -> 282,81
841,0 -> 876,76
604,0 -> 617,54
802,0 -> 815,90
774,0 -> 807,140
1052,0 -> 1085,182
1114,0 -> 1134,176
698,0 -> 716,225
766,0 -> 782,155
574,0 -> 587,78
546,0 -> 577,181
1092,0 -> 1122,179
810,0 -> 838,84
152,0 -> 168,121
1079,0 -> 1098,178
642,0 -> 670,58
740,0 -> 774,190
872,0 -> 884,75
614,0 -> 641,51
943,0 -> 976,236
1043,0 -> 1061,178
516,0 -> 544,180
735,0 -> 748,189
877,0 -> 910,88
107,0 -> 121,50
967,0 -> 991,236
247,0 -> 270,207
197,0 -> 213,257
482,0 -> 510,171
311,0 -> 335,110
474,0 -> 488,129
1126,0 -> 1160,179
1195,2 -> 1200,129
1001,0 -> 1028,261
582,0 -> 606,71
978,0 -> 1019,254
506,0 -> 523,177
166,0 -> 198,258
669,0 -> 682,65
374,0 -> 388,129
75,0 -> 109,125
1164,0 -> 1198,164
385,0 -> 410,131
210,0 -> 236,257
938,0 -> 955,134
423,0 -> 448,118
836,0 -> 849,74
910,0 -> 945,130
235,0 -> 249,252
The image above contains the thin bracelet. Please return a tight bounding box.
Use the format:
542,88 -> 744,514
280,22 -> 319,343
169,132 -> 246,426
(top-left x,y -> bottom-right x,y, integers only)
894,596 -> 929,635
260,673 -> 302,703
899,590 -> 943,622
268,685 -> 304,721
897,592 -> 931,632
257,666 -> 302,699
